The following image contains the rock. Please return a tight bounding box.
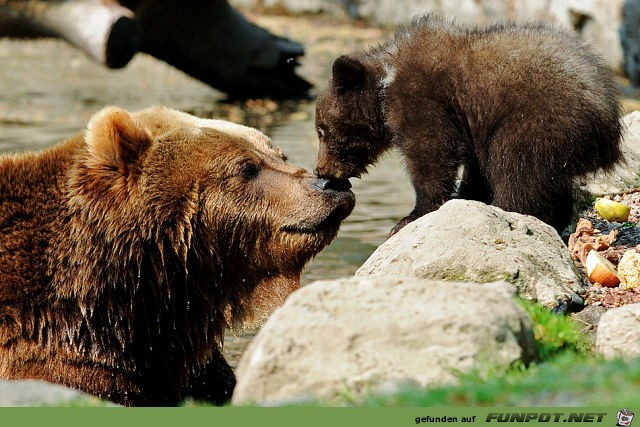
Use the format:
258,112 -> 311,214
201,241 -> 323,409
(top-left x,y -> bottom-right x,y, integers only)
231,0 -> 624,72
232,276 -> 536,405
0,380 -> 102,407
573,304 -> 608,328
582,112 -> 640,195
618,249 -> 640,289
571,304 -> 607,346
595,303 -> 640,359
621,0 -> 640,85
356,199 -> 584,307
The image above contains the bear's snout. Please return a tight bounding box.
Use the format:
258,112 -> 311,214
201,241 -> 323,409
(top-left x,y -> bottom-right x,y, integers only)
312,177 -> 352,193
309,176 -> 355,220
314,156 -> 366,180
313,143 -> 349,180
280,176 -> 355,234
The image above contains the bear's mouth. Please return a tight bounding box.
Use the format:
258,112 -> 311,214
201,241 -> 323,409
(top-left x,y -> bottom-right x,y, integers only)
282,192 -> 355,234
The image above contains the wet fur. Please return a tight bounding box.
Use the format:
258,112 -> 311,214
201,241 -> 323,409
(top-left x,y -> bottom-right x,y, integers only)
0,106 -> 353,405
315,15 -> 623,234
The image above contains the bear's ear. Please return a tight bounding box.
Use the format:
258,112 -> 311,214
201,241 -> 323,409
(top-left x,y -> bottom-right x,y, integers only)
332,55 -> 366,93
84,106 -> 151,174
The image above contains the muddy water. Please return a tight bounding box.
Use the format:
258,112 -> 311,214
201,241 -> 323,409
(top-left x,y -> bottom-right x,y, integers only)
0,15 -> 414,368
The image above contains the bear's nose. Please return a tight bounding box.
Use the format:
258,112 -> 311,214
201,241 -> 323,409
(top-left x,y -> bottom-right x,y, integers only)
312,177 -> 352,192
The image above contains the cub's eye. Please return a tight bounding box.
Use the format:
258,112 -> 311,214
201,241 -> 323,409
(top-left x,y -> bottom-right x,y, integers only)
240,162 -> 261,180
317,127 -> 325,140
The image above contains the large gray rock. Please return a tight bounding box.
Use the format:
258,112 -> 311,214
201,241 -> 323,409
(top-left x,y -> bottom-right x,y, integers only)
232,276 -> 536,405
595,303 -> 640,360
0,380 -> 100,407
232,0 -> 624,72
356,199 -> 584,307
582,112 -> 640,195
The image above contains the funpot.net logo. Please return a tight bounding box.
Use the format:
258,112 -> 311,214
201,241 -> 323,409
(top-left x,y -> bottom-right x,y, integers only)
617,409 -> 634,427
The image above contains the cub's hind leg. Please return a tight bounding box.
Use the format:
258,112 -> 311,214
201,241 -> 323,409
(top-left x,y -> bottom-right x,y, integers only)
456,156 -> 492,203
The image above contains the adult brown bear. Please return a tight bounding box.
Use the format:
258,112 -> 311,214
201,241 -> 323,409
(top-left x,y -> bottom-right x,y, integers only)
314,15 -> 622,235
0,106 -> 354,406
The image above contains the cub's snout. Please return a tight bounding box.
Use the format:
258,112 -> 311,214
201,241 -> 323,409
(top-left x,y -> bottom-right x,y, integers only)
311,177 -> 352,193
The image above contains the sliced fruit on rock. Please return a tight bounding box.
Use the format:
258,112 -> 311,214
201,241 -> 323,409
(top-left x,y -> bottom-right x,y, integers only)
594,198 -> 631,222
585,249 -> 620,287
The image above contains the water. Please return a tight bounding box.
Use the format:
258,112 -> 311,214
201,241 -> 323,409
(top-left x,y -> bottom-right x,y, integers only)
222,101 -> 414,367
0,16 -> 414,368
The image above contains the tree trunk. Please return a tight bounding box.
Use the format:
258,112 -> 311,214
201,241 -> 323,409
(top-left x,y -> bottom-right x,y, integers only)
123,0 -> 311,99
0,0 -> 140,68
0,0 -> 311,99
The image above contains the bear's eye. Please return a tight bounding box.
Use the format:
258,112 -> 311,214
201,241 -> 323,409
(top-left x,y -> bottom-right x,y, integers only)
240,162 -> 261,180
317,127 -> 325,140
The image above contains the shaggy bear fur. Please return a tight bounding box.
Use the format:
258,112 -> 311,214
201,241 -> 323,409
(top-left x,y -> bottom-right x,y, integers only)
314,15 -> 622,235
0,106 -> 354,406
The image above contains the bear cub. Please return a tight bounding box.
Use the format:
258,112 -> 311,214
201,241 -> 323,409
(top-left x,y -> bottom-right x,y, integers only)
314,14 -> 622,235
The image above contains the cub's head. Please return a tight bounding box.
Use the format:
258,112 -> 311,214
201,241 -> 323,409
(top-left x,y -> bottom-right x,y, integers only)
64,106 -> 355,328
314,55 -> 391,180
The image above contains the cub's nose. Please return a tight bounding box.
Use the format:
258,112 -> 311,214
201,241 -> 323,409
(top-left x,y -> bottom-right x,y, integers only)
312,177 -> 352,192
313,167 -> 327,179
313,166 -> 344,181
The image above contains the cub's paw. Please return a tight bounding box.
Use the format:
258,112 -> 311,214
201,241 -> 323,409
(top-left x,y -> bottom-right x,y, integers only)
389,216 -> 416,238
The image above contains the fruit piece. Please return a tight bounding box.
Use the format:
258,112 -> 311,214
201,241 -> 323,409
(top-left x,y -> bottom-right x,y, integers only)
584,249 -> 620,287
618,249 -> 640,290
594,198 -> 630,222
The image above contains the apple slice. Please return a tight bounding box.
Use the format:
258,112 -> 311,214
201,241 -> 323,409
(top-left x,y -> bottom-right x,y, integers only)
594,198 -> 630,222
585,249 -> 620,287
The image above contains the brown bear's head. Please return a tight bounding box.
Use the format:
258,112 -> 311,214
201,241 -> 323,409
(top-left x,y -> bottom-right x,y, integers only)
56,106 -> 354,333
314,55 -> 391,180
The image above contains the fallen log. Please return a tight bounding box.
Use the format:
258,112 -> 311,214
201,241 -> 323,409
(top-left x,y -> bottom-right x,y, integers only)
0,0 -> 140,68
0,0 -> 311,99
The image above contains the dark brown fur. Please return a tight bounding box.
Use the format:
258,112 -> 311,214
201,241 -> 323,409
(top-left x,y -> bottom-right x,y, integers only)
0,106 -> 354,405
315,15 -> 622,234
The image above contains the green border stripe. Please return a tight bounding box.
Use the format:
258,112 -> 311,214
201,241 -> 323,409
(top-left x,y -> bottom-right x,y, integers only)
0,407 -> 632,427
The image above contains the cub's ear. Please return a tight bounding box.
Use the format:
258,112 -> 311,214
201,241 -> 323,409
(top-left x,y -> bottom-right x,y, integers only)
332,55 -> 366,92
84,106 -> 151,174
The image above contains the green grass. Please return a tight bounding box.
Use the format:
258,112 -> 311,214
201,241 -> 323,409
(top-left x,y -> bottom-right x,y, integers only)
359,301 -> 638,407
518,299 -> 591,360
363,353 -> 640,407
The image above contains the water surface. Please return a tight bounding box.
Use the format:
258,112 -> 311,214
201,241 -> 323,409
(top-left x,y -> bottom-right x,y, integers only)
0,18 -> 414,368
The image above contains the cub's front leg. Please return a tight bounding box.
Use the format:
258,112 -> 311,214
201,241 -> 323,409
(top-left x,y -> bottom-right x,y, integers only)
390,134 -> 461,236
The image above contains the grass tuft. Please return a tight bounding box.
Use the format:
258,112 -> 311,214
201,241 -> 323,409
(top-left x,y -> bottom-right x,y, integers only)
518,300 -> 591,360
